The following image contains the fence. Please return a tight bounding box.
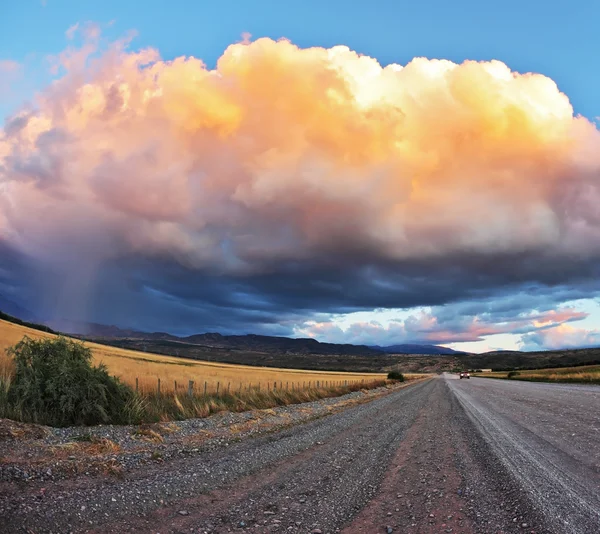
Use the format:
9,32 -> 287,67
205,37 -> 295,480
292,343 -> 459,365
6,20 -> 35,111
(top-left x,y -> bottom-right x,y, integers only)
133,377 -> 383,396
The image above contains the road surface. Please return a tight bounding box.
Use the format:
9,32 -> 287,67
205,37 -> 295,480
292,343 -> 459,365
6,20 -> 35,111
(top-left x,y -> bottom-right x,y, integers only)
1,375 -> 598,533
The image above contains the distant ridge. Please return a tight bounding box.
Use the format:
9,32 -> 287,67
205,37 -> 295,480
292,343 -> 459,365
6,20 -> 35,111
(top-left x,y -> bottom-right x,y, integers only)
0,300 -> 465,356
370,343 -> 466,355
0,294 -> 36,322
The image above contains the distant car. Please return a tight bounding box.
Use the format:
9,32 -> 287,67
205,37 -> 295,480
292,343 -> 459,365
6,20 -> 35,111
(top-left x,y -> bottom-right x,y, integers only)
459,371 -> 470,379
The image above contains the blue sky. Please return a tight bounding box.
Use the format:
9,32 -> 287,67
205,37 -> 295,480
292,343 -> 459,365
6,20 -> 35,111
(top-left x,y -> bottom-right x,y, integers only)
1,0 -> 600,352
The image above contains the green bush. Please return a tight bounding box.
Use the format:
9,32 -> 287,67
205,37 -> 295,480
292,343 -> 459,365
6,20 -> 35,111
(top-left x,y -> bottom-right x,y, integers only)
6,336 -> 141,427
387,371 -> 405,381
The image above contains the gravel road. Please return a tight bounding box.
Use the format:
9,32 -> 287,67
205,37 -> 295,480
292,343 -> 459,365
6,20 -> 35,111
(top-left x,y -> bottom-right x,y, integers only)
447,374 -> 600,534
1,376 -> 598,533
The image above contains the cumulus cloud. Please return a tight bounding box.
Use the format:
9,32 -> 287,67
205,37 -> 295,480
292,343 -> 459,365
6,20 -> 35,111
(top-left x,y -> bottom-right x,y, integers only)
1,29 -> 600,335
520,324 -> 600,351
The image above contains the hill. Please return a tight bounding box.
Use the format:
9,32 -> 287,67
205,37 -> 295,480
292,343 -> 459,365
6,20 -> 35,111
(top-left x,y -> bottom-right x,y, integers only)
371,343 -> 465,355
0,295 -> 37,323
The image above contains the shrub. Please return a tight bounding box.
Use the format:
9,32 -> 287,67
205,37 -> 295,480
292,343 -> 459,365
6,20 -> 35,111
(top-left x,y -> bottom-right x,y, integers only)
387,371 -> 405,381
507,370 -> 520,379
6,336 -> 139,426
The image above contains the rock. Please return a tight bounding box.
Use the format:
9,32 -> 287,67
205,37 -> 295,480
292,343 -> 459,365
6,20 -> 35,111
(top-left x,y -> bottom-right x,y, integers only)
386,527 -> 394,533
311,530 -> 323,534
264,511 -> 276,515
238,521 -> 246,528
178,510 -> 189,516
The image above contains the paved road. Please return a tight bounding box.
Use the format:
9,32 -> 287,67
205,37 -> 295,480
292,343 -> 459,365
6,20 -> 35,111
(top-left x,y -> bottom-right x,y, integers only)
446,374 -> 600,534
1,376 -> 599,533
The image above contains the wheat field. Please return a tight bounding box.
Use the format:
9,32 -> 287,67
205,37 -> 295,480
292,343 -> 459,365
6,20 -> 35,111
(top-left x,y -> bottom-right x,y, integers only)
0,319 -> 386,394
475,365 -> 600,384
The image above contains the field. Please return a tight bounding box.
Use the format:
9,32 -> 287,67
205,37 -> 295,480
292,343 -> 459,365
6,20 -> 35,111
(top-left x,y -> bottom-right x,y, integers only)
474,365 -> 600,384
0,319 -> 387,396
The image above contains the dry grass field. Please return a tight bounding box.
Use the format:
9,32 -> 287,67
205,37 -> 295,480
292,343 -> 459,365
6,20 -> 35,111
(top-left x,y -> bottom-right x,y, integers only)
475,365 -> 600,384
0,319 -> 387,395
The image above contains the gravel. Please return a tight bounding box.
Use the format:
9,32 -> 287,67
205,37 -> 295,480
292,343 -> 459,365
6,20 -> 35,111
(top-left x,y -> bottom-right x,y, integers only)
0,381 -> 430,533
0,384 -> 394,483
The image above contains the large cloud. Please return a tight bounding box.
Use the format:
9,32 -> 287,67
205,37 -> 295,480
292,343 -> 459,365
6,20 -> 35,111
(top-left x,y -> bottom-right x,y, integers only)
1,29 -> 600,334
295,293 -> 593,346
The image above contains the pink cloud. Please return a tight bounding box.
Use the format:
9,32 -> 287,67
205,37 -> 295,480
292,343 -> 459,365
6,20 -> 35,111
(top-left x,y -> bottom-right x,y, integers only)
0,60 -> 20,73
520,324 -> 600,351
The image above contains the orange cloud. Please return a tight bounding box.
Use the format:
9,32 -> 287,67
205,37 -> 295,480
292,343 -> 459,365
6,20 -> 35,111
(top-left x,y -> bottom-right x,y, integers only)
1,34 -> 600,272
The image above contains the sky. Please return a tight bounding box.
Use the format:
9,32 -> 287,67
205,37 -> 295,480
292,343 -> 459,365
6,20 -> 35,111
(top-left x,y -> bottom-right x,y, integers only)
1,0 -> 600,352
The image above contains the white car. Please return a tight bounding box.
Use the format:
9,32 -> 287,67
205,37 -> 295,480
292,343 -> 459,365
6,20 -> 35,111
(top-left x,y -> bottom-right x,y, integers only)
459,371 -> 470,379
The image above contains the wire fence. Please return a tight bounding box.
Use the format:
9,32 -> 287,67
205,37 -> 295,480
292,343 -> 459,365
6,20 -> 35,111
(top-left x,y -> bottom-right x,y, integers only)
134,377 -> 383,396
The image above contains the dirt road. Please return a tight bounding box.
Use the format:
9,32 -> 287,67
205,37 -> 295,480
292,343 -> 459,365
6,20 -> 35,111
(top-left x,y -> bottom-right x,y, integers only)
1,376 -> 598,533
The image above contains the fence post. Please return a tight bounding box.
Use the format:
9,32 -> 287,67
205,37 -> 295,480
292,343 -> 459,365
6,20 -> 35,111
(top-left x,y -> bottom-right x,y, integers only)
227,382 -> 231,394
135,377 -> 138,393
188,380 -> 194,397
216,382 -> 220,395
157,378 -> 161,395
174,380 -> 177,392
204,381 -> 207,397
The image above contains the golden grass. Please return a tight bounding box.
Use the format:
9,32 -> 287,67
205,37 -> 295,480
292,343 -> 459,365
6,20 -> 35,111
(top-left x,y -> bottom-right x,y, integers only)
0,319 -> 387,394
475,365 -> 600,384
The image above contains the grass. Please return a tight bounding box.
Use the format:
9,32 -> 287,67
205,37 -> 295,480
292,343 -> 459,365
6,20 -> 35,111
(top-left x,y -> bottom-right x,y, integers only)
474,365 -> 600,385
0,319 -> 410,425
139,378 -> 394,421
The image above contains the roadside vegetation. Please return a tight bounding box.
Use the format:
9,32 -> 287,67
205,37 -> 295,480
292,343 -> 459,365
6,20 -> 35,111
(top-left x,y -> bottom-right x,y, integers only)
0,333 -> 402,427
387,371 -> 405,381
474,365 -> 600,385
